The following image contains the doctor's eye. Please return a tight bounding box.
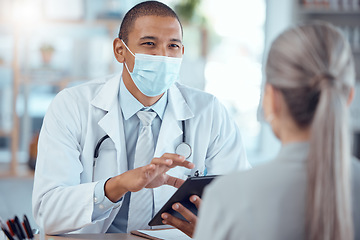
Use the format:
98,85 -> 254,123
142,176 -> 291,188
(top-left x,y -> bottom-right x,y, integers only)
169,43 -> 180,49
141,42 -> 155,46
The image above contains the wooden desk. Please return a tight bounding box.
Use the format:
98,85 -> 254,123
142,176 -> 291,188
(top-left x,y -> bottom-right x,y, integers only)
34,233 -> 144,240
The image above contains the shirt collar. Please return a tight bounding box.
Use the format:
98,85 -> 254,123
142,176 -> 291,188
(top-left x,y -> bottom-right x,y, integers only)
276,141 -> 310,162
119,78 -> 168,120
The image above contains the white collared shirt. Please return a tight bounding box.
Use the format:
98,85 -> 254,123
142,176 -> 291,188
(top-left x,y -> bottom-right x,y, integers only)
93,77 -> 168,232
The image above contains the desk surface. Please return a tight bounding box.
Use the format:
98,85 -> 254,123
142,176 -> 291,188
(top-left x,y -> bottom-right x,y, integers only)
34,233 -> 144,240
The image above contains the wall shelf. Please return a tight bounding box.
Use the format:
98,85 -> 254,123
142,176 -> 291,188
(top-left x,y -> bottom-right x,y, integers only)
0,0 -> 126,176
298,8 -> 360,15
296,0 -> 360,136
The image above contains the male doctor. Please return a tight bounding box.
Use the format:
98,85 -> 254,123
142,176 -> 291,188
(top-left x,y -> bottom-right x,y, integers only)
32,0 -> 250,237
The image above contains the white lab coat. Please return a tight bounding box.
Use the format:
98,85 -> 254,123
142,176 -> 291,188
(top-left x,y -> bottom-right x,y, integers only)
32,73 -> 249,234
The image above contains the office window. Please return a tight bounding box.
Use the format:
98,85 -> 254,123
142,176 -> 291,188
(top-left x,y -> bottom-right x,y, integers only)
201,0 -> 266,165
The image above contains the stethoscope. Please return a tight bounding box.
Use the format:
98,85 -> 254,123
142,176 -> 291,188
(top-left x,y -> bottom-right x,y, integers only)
93,120 -> 192,160
175,120 -> 192,159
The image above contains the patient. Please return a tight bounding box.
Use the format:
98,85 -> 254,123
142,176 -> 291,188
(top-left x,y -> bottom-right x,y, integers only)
194,22 -> 360,240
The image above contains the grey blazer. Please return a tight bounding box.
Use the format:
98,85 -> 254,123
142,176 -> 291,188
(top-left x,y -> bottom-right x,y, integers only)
194,142 -> 360,240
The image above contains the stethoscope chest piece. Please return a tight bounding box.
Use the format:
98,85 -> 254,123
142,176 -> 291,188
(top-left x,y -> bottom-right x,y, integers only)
175,142 -> 192,159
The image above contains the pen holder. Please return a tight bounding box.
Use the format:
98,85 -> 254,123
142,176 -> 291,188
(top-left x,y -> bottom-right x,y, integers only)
0,215 -> 34,240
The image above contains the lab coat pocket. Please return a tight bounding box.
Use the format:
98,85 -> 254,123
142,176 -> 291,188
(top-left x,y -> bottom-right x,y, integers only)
93,139 -> 117,181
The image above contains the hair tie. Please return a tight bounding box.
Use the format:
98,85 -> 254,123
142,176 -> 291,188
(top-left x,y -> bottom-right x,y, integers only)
311,72 -> 340,90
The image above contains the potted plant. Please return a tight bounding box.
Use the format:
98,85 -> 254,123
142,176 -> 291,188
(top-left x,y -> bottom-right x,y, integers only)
175,0 -> 201,24
40,43 -> 55,65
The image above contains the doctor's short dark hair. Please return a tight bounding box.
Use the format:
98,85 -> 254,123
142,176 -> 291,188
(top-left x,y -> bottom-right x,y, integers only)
118,0 -> 183,43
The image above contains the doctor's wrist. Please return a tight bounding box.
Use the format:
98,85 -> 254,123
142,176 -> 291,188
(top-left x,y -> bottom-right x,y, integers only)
104,176 -> 128,203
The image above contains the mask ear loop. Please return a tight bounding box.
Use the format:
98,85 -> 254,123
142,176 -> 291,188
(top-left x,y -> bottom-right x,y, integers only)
123,60 -> 132,74
120,39 -> 136,74
120,39 -> 135,57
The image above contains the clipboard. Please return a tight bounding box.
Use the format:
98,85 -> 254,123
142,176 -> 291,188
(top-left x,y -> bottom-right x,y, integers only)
131,228 -> 191,240
131,230 -> 164,240
148,175 -> 217,226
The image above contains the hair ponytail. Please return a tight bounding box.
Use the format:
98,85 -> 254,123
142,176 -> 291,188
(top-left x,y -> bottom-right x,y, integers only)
307,80 -> 353,240
265,22 -> 355,240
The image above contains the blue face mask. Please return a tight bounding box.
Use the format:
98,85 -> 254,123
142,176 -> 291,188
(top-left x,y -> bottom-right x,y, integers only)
121,40 -> 183,97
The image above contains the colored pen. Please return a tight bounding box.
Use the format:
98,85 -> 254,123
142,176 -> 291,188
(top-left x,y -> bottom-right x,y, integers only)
12,222 -> 23,240
22,222 -> 28,238
1,226 -> 15,240
6,220 -> 15,237
0,217 -> 9,233
14,216 -> 26,240
23,215 -> 34,239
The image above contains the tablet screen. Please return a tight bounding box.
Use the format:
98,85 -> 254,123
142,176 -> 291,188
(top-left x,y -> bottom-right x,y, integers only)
148,175 -> 217,226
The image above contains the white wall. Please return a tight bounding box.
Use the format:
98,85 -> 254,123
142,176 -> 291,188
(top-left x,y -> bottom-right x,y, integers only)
255,0 -> 297,164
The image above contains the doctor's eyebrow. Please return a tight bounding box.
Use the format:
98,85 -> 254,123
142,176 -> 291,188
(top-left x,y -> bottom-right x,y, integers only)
139,36 -> 182,44
169,38 -> 182,44
139,36 -> 157,41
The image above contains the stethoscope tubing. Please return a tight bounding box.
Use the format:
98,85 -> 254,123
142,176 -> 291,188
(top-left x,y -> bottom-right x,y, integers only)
94,120 -> 189,159
94,135 -> 110,159
92,120 -> 194,180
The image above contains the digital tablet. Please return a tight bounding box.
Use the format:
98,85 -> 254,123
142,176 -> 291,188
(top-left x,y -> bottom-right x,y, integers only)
148,175 -> 217,226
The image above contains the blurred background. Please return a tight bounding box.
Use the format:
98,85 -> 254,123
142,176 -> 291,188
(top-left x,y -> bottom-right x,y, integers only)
0,0 -> 359,230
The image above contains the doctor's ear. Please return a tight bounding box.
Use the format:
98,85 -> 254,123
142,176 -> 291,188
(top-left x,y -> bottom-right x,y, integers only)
113,38 -> 125,63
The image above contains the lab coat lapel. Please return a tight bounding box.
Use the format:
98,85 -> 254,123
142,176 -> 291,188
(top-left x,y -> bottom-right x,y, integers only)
91,74 -> 128,174
154,83 -> 194,157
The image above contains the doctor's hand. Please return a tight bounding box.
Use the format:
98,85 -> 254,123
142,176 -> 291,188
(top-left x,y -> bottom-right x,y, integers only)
145,153 -> 194,189
104,153 -> 194,203
161,195 -> 202,238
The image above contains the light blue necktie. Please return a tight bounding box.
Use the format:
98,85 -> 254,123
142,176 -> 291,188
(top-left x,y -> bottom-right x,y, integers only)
127,110 -> 157,232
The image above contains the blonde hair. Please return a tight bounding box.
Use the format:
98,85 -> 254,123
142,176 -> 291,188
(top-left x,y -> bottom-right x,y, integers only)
266,22 -> 355,239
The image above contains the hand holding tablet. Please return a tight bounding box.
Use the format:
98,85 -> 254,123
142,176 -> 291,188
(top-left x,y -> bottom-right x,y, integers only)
149,175 -> 217,226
